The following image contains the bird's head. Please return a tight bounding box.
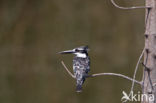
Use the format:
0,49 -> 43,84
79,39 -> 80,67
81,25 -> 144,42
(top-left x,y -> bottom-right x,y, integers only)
58,46 -> 89,58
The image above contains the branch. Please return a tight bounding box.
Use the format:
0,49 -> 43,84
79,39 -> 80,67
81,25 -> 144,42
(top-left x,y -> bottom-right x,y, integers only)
61,61 -> 75,79
122,48 -> 145,103
130,48 -> 145,93
87,73 -> 141,85
111,0 -> 151,10
61,61 -> 142,85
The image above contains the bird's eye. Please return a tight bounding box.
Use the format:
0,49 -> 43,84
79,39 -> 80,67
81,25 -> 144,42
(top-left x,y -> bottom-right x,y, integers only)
75,49 -> 79,52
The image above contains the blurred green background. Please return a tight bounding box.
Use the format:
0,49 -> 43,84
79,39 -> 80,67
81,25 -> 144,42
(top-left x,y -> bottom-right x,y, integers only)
0,0 -> 145,103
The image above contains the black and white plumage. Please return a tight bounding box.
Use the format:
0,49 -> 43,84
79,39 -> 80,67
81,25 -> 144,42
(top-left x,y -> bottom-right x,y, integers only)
59,46 -> 90,92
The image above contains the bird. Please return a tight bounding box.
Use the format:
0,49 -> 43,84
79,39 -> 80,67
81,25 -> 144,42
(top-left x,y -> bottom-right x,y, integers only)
59,46 -> 90,92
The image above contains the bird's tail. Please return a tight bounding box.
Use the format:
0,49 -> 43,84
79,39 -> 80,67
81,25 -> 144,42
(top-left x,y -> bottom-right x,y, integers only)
76,84 -> 82,92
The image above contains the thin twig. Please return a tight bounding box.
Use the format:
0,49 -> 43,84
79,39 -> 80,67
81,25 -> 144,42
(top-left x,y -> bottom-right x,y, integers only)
130,48 -> 145,94
111,0 -> 151,10
88,73 -> 142,85
122,48 -> 145,103
61,61 -> 75,78
61,61 -> 141,85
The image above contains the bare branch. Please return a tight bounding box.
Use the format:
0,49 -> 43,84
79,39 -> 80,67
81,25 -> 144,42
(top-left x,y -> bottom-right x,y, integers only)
122,48 -> 145,103
61,61 -> 142,85
111,0 -> 151,10
130,48 -> 145,93
61,61 -> 75,79
87,73 -> 142,85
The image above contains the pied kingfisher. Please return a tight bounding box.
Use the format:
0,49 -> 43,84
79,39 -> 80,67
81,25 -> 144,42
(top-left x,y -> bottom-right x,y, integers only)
59,46 -> 90,92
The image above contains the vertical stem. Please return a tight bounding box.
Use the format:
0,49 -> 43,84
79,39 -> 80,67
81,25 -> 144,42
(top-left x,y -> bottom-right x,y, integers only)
142,0 -> 156,103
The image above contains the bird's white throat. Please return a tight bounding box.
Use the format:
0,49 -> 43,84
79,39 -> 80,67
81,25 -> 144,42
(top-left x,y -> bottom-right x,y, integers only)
74,53 -> 87,58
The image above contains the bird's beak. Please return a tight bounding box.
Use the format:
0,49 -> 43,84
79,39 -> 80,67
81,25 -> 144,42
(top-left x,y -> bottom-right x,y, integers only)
58,49 -> 75,54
